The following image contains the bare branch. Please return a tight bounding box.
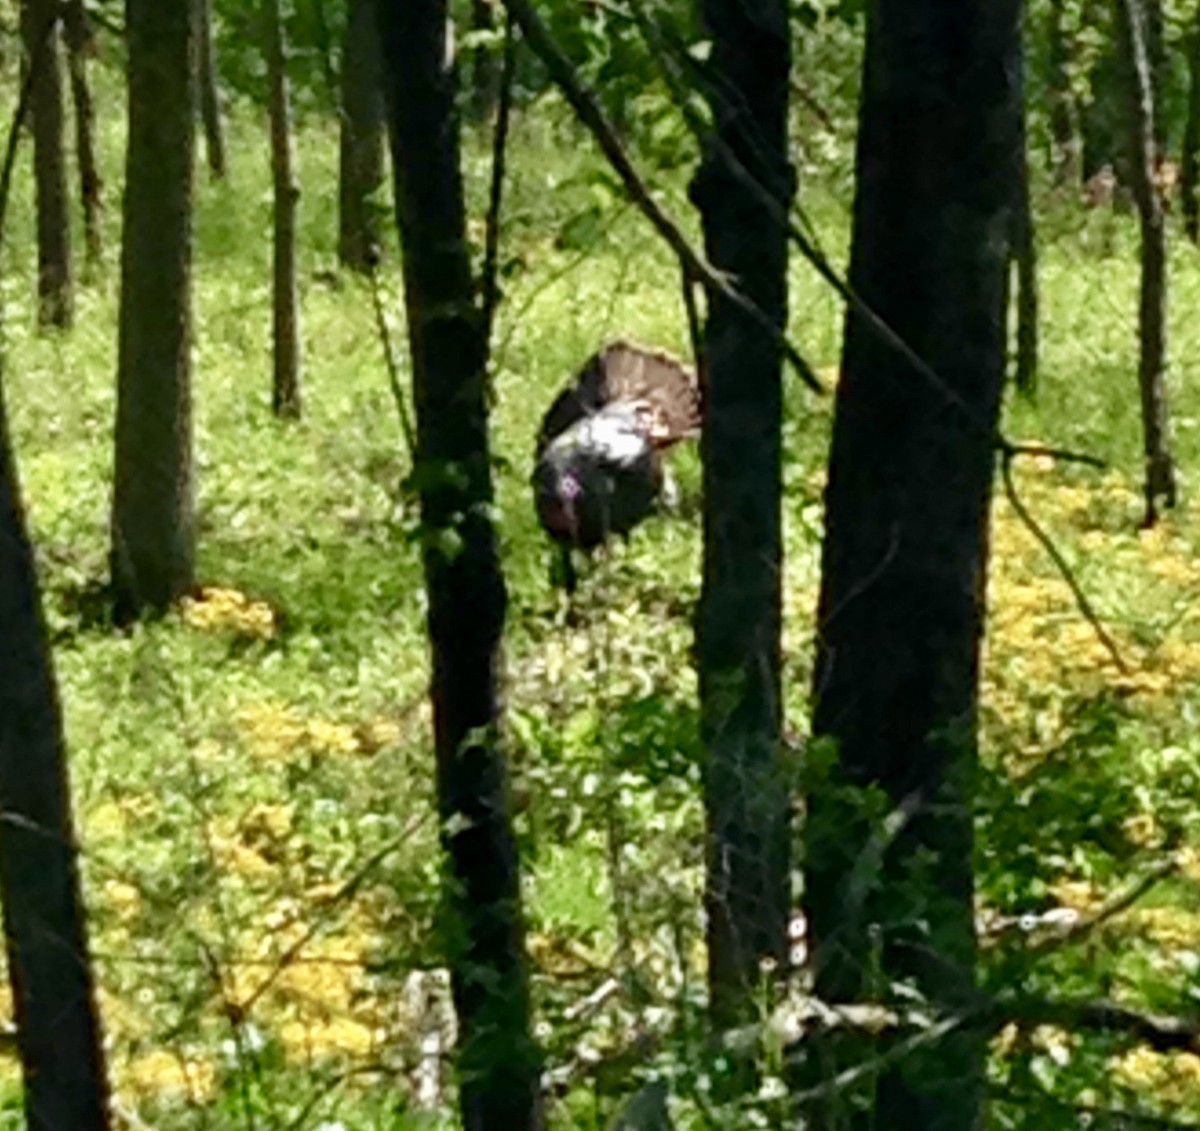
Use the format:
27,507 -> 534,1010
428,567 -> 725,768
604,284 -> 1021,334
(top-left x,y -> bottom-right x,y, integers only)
1001,452 -> 1132,675
498,0 -> 824,393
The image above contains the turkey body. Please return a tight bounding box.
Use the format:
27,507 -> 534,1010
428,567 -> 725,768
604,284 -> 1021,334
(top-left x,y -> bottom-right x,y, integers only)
532,341 -> 699,566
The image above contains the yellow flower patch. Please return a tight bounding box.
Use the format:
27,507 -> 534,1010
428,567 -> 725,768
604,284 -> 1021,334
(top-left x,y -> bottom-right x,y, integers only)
181,586 -> 277,640
234,701 -> 363,762
121,1048 -> 217,1103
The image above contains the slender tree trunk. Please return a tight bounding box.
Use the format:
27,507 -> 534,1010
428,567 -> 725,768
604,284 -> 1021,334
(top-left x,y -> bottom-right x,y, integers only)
689,0 -> 791,1031
1118,0 -> 1176,524
1182,7 -> 1200,241
1046,0 -> 1080,184
337,0 -> 384,272
1014,38 -> 1039,394
62,0 -> 101,268
111,0 -> 196,619
469,0 -> 498,121
377,3 -> 541,1130
802,3 -> 1019,1129
267,0 -> 301,418
0,382 -> 110,1130
21,0 -> 72,328
196,0 -> 227,180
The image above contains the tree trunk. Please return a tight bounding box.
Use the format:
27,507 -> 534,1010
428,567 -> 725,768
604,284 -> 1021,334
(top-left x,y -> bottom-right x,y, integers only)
376,3 -> 541,1130
62,0 -> 101,268
468,0 -> 498,121
1117,0 -> 1176,525
0,381 -> 109,1130
21,0 -> 72,329
267,0 -> 302,418
689,0 -> 791,1031
196,0 -> 227,180
111,0 -> 196,619
1046,0 -> 1080,184
801,3 -> 1019,1129
1014,36 -> 1039,394
337,0 -> 385,272
1183,11 -> 1200,242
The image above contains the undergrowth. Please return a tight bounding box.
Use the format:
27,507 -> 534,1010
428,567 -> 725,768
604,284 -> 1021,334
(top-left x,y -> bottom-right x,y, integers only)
1,70 -> 1199,1129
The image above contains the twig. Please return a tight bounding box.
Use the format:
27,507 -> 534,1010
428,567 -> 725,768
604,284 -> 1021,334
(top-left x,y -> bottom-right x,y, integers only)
499,0 -> 824,393
991,1083 -> 1200,1130
480,9 -> 516,355
1001,451 -> 1131,675
1002,442 -> 1106,469
1026,853 -> 1179,958
1006,996 -> 1200,1053
366,258 -> 418,462
232,817 -> 425,1017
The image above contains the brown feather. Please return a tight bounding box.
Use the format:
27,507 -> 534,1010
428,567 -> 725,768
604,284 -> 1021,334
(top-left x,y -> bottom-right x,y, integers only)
536,340 -> 700,454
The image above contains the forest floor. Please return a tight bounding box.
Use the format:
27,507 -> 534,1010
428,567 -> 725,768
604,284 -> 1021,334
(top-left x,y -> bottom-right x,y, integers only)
3,95 -> 1200,1129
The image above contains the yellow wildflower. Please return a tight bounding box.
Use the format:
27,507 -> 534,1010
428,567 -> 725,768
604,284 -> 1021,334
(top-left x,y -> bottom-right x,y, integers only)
123,1048 -> 216,1102
103,879 -> 142,923
1122,811 -> 1164,849
279,1017 -> 378,1062
181,586 -> 276,640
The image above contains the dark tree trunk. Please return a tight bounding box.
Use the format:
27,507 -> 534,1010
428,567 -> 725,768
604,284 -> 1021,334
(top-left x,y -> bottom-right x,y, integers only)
62,0 -> 101,268
801,2 -> 1019,1129
267,0 -> 302,418
111,0 -> 196,619
1183,11 -> 1200,242
376,3 -> 541,1130
1014,36 -> 1039,394
337,0 -> 385,272
21,0 -> 72,328
469,0 -> 498,121
0,381 -> 109,1130
1046,0 -> 1080,184
1117,0 -> 1176,524
689,0 -> 791,1031
197,0 -> 227,180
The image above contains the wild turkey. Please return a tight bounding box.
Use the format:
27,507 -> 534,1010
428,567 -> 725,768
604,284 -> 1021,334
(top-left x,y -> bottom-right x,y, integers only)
532,340 -> 700,585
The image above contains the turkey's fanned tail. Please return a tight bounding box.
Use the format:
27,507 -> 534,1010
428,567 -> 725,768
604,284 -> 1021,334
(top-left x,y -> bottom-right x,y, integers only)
536,340 -> 700,454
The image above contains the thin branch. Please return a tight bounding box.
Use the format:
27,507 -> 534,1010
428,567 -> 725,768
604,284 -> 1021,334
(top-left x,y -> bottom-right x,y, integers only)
1007,996 -> 1200,1053
367,258 -> 418,462
499,0 -> 824,393
1027,853 -> 1179,958
480,9 -> 516,354
1003,443 -> 1106,469
992,1083 -> 1200,1130
1001,452 -> 1132,675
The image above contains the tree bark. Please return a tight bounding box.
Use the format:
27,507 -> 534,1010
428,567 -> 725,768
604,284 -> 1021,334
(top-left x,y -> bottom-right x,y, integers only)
1183,9 -> 1200,242
469,0 -> 498,121
337,0 -> 385,272
1046,0 -> 1080,184
21,0 -> 72,329
801,2 -> 1019,1129
1117,0 -> 1176,525
111,0 -> 196,619
376,2 -> 541,1130
267,0 -> 302,418
62,0 -> 101,268
196,0 -> 227,180
1014,35 -> 1039,394
0,379 -> 109,1130
689,0 -> 791,1031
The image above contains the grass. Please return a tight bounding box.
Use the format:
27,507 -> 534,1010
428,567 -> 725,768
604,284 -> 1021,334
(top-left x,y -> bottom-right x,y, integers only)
3,67 -> 1200,1128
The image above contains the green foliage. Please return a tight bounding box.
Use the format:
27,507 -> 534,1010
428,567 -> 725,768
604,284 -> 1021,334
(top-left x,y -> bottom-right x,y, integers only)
9,8 -> 1200,1126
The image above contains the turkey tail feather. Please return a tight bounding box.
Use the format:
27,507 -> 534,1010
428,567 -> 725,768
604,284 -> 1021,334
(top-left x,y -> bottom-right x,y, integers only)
536,340 -> 700,453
